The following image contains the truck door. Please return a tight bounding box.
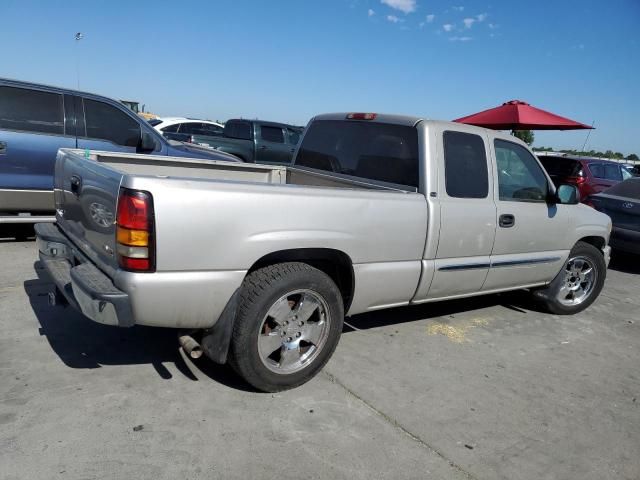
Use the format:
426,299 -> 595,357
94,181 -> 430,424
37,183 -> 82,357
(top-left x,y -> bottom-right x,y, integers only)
423,128 -> 497,299
76,97 -> 142,154
256,125 -> 291,164
0,85 -> 76,213
483,139 -> 570,291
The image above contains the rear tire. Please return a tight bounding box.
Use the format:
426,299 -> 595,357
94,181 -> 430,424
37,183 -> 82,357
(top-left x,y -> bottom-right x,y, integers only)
229,262 -> 344,392
532,241 -> 606,315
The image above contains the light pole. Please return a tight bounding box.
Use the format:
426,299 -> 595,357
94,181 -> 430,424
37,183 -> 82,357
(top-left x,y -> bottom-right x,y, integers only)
74,32 -> 83,89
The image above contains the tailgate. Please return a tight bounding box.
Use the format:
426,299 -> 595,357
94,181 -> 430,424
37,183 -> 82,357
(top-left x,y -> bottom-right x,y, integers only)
54,149 -> 123,271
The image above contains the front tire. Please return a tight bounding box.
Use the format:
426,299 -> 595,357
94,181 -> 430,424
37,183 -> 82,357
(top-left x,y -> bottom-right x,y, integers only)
533,241 -> 606,315
229,262 -> 344,392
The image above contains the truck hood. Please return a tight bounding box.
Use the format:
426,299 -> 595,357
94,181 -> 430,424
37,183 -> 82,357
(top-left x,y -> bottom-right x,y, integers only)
167,141 -> 241,162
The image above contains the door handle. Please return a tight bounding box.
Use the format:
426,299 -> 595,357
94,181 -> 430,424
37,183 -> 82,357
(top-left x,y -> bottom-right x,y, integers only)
0,141 -> 6,155
259,145 -> 268,150
70,175 -> 82,197
499,214 -> 515,228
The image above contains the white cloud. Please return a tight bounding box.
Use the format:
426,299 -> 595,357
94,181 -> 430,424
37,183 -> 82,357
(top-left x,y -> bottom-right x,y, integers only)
476,13 -> 488,22
452,6 -> 464,11
442,23 -> 454,32
380,0 -> 416,14
463,17 -> 475,28
387,14 -> 402,23
368,8 -> 375,16
450,36 -> 472,42
488,23 -> 498,29
419,21 -> 425,28
426,14 -> 435,23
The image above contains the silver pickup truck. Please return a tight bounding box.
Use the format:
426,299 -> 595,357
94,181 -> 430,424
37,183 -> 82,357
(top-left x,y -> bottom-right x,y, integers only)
36,112 -> 612,392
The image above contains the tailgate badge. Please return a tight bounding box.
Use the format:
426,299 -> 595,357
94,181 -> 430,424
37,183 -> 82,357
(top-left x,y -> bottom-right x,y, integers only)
623,202 -> 634,209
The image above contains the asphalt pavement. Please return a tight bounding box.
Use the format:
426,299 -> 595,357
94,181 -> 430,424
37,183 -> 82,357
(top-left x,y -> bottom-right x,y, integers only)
1,234 -> 639,480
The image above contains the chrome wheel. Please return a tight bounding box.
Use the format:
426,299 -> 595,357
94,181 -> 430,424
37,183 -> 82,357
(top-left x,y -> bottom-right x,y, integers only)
556,256 -> 597,306
257,289 -> 331,374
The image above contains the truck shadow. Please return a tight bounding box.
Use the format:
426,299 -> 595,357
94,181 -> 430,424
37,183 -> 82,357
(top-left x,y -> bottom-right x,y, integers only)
342,290 -> 537,332
26,261 -> 539,391
608,251 -> 640,274
25,261 -> 254,391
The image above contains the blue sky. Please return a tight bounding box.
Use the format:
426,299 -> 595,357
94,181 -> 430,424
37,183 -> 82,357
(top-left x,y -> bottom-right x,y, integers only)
1,0 -> 639,154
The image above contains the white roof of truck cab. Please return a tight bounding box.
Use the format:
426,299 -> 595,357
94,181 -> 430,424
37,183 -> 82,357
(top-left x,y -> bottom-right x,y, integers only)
311,112 -> 530,148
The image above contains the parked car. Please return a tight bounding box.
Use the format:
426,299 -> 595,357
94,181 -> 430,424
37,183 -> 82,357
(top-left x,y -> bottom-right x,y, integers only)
193,119 -> 303,164
623,164 -> 640,177
586,178 -> 640,255
36,112 -> 611,392
0,78 -> 239,223
537,153 -> 632,200
150,117 -> 224,144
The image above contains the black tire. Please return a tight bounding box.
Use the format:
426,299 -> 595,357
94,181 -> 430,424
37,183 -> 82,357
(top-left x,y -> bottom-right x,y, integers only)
532,241 -> 606,315
228,262 -> 344,392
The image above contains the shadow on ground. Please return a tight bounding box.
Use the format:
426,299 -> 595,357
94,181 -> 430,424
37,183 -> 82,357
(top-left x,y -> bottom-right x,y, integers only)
26,260 -> 542,390
0,224 -> 35,242
608,250 -> 640,274
25,261 -> 254,391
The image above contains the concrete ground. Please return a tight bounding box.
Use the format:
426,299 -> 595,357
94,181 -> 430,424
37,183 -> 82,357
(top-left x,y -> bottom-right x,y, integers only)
1,233 -> 639,480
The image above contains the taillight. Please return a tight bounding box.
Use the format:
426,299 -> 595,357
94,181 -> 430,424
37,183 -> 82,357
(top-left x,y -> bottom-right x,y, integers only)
346,113 -> 377,120
116,188 -> 155,272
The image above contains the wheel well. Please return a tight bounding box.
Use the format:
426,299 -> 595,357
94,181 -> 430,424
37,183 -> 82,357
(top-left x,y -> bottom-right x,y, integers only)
578,236 -> 606,252
248,249 -> 355,311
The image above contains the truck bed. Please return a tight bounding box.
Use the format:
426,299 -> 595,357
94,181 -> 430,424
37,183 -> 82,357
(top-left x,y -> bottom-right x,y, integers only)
85,150 -> 408,192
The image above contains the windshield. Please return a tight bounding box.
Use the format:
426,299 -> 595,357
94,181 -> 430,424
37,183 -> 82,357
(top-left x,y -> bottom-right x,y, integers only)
295,120 -> 419,189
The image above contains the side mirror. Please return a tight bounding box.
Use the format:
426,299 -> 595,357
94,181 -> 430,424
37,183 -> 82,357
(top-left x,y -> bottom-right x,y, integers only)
556,184 -> 580,205
139,131 -> 157,153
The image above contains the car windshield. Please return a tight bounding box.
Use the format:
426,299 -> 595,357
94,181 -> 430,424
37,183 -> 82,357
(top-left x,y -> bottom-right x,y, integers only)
603,178 -> 640,199
538,156 -> 582,177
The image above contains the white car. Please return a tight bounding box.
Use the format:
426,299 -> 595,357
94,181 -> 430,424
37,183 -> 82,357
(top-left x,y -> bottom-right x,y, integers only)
149,117 -> 224,137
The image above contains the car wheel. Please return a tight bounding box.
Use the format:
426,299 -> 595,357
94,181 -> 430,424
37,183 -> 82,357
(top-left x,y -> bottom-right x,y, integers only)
228,262 -> 344,392
532,241 -> 606,315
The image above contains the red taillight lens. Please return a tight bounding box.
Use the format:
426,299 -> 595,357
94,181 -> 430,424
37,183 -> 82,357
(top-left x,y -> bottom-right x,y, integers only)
346,113 -> 377,120
116,188 -> 155,272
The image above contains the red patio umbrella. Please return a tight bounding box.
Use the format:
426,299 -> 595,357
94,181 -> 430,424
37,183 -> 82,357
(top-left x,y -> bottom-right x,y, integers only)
453,100 -> 593,130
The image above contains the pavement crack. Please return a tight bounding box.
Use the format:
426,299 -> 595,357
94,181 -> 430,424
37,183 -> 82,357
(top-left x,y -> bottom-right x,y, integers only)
323,370 -> 479,480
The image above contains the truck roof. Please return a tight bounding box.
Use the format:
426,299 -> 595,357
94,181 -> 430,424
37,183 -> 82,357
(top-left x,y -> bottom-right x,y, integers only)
311,112 -> 528,147
0,77 -> 124,104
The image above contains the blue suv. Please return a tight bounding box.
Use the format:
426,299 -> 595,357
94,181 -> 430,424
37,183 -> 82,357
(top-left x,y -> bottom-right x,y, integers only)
0,78 -> 238,223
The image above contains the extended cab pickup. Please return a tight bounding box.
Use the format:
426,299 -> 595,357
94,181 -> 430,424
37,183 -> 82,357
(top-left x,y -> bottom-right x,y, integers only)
36,113 -> 612,392
193,119 -> 302,164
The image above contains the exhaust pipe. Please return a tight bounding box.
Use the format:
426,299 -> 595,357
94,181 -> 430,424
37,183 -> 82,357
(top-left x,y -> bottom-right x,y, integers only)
178,334 -> 203,359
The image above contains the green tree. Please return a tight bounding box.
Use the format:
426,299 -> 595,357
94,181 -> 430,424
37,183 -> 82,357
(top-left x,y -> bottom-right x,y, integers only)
626,153 -> 639,161
512,130 -> 535,145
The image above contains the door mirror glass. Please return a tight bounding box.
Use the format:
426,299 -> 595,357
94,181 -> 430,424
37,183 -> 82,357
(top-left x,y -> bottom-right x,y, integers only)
556,184 -> 580,205
139,131 -> 157,152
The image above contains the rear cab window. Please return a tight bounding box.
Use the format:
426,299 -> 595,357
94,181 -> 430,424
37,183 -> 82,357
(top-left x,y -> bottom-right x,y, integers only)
225,121 -> 252,140
443,131 -> 489,198
538,156 -> 582,178
295,120 -> 419,189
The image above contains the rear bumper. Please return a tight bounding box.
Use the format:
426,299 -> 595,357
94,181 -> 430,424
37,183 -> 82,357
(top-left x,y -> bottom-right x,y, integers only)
610,227 -> 640,255
35,223 -> 133,327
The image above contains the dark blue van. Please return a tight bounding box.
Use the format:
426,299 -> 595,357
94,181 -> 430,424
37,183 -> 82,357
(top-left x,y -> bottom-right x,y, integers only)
0,78 -> 238,223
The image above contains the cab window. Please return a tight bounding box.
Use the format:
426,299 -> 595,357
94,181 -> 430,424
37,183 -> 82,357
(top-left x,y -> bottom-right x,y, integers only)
443,131 -> 489,198
83,99 -> 141,147
494,139 -> 549,202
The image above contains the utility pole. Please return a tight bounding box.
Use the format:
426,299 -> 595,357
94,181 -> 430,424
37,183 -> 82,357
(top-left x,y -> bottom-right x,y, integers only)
74,32 -> 83,89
